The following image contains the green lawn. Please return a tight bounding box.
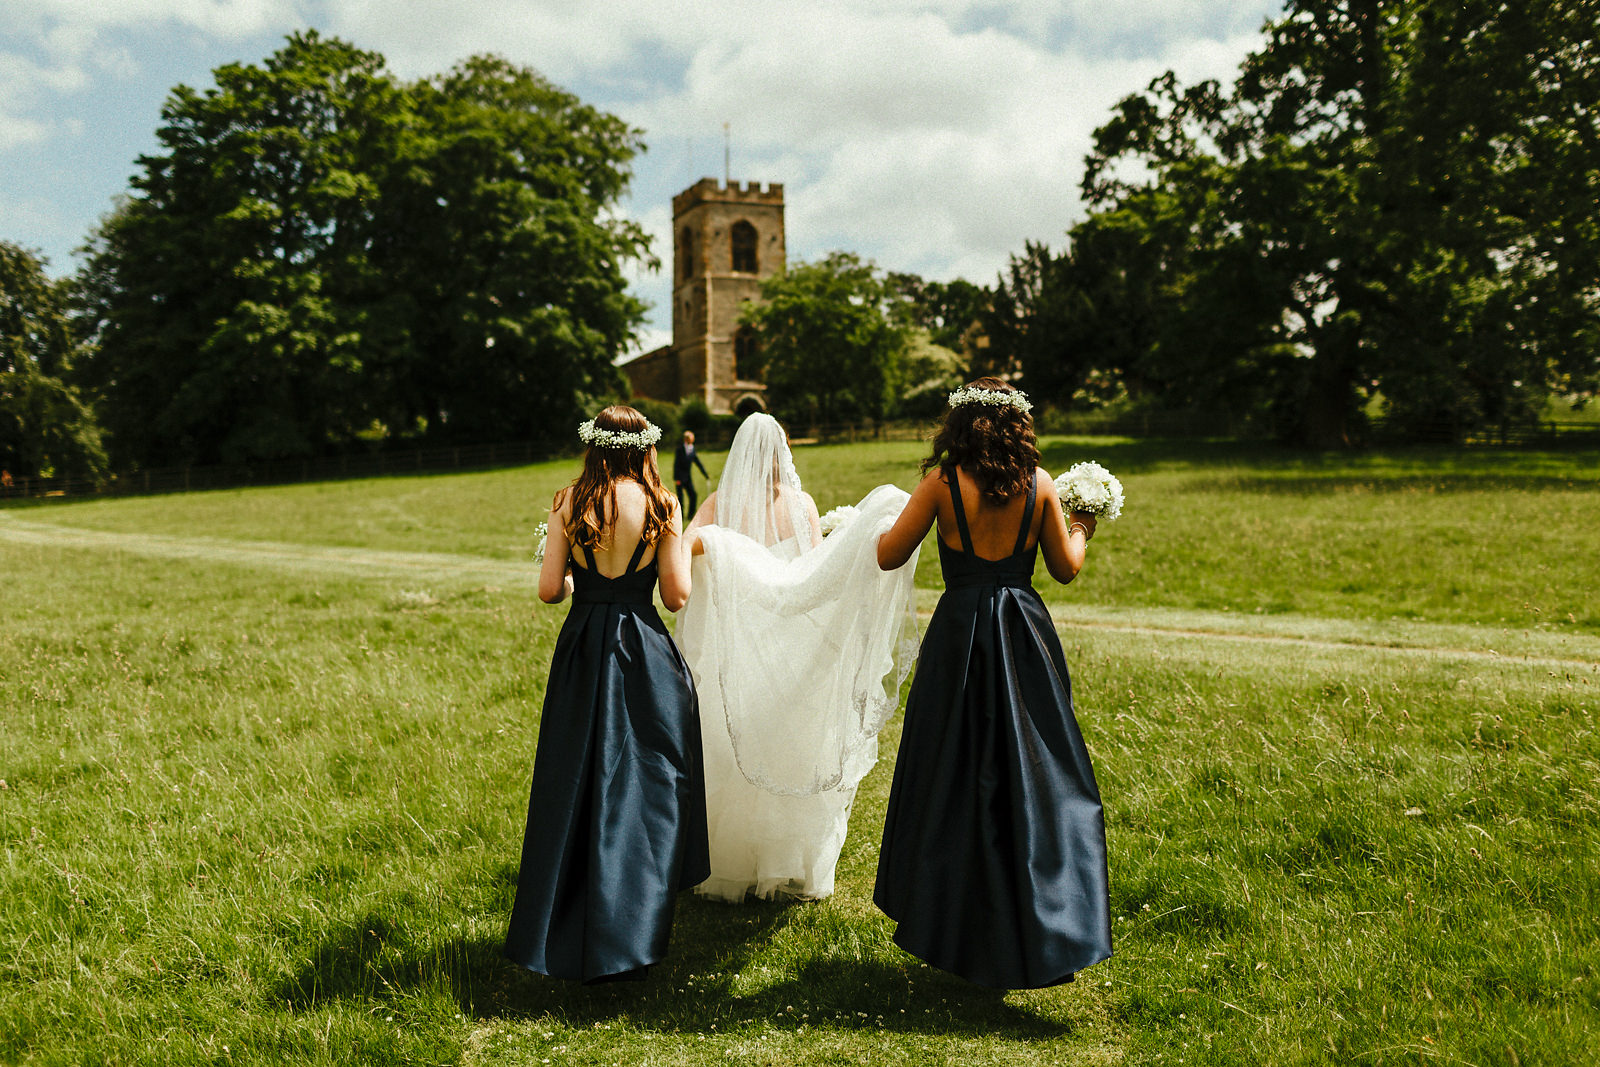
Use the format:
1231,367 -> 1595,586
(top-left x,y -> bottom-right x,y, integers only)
2,438 -> 1596,1065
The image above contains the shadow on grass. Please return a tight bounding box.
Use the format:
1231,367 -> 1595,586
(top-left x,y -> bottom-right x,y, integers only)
274,892 -> 1074,1039
1189,473 -> 1600,494
1035,437 -> 1600,482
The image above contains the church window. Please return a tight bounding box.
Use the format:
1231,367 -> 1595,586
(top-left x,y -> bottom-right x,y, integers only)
731,221 -> 758,273
681,226 -> 694,279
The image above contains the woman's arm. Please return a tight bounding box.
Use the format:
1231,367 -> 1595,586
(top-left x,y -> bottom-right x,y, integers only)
877,470 -> 942,570
802,491 -> 823,543
1037,468 -> 1095,585
538,491 -> 575,604
685,491 -> 717,533
656,503 -> 692,612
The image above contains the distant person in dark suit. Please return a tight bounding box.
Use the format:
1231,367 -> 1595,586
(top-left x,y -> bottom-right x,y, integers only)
674,431 -> 710,520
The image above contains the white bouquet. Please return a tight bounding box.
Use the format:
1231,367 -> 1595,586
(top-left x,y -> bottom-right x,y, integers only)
819,504 -> 859,536
1055,462 -> 1125,521
533,521 -> 549,563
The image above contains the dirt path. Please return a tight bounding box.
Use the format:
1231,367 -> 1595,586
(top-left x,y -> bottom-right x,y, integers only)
0,514 -> 533,586
4,513 -> 1595,670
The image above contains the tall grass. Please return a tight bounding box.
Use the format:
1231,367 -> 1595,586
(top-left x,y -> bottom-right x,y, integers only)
2,439 -> 1596,1065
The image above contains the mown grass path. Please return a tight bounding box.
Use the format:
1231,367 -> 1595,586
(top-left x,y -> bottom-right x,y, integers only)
7,514 -> 1597,670
3,440 -> 1597,1066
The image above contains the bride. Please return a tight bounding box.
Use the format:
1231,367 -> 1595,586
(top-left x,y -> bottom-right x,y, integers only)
678,413 -> 921,902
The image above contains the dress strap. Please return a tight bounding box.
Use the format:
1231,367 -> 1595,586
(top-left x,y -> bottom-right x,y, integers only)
579,541 -> 598,572
624,535 -> 650,574
1012,471 -> 1037,556
945,465 -> 973,555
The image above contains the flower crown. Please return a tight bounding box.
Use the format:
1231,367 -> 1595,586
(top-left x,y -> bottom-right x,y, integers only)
578,417 -> 662,450
948,384 -> 1032,414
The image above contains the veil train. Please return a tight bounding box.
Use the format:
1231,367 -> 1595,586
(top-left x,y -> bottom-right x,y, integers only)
677,414 -> 921,900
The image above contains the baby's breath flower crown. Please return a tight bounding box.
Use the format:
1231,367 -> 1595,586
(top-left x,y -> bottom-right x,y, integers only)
948,384 -> 1033,414
578,418 -> 662,451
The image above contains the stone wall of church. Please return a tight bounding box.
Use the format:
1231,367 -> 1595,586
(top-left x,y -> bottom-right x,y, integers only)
622,345 -> 678,404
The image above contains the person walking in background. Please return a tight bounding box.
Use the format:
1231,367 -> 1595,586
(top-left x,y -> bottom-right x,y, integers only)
674,430 -> 710,520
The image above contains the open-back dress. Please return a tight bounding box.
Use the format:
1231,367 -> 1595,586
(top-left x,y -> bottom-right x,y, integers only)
504,536 -> 710,983
875,466 -> 1112,988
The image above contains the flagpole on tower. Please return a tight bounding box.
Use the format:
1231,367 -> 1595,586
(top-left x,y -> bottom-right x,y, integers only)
723,122 -> 731,186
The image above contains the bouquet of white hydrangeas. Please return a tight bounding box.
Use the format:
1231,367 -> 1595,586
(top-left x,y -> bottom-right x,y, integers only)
1055,462 -> 1125,521
533,521 -> 549,563
818,504 -> 859,536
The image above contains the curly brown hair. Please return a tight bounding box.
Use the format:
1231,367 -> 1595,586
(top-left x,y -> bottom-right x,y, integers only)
921,377 -> 1039,504
563,405 -> 677,550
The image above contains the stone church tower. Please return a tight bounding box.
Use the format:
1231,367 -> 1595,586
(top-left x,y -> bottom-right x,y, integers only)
624,178 -> 784,414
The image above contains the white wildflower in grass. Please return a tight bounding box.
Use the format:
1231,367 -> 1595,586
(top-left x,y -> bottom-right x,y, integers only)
395,590 -> 439,608
1056,461 -> 1125,520
533,522 -> 549,562
818,505 -> 858,536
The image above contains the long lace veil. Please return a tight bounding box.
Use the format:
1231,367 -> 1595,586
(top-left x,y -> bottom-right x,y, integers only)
709,413 -> 818,551
680,415 -> 921,797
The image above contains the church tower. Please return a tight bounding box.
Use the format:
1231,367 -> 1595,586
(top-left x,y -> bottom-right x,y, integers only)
624,178 -> 785,415
672,177 -> 784,414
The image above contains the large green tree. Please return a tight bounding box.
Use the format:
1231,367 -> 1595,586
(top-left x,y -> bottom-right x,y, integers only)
77,31 -> 650,468
740,252 -> 910,427
0,242 -> 106,482
1070,0 -> 1600,444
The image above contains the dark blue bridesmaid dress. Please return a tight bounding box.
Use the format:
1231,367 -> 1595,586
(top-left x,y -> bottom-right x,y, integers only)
875,466 -> 1112,988
504,536 -> 710,983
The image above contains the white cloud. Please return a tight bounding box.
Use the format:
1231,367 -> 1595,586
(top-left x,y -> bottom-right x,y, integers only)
1,0 -> 1285,327
6,0 -> 297,40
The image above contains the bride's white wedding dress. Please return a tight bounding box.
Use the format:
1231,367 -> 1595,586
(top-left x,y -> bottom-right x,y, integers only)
677,414 -> 921,902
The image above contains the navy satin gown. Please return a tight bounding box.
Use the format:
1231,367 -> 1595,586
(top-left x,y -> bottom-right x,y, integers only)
875,467 -> 1112,988
504,537 -> 710,983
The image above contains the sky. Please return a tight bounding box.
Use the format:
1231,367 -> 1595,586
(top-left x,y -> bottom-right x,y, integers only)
1,0 -> 1283,353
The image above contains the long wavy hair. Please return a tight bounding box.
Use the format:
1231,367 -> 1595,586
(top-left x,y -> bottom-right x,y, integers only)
563,405 -> 677,550
921,376 -> 1039,504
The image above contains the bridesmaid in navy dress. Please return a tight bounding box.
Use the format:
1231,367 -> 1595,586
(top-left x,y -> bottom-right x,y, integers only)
875,377 -> 1112,988
504,405 -> 709,983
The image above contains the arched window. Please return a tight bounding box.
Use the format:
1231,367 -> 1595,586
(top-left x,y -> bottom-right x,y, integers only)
680,226 -> 694,279
731,220 -> 758,273
733,326 -> 759,381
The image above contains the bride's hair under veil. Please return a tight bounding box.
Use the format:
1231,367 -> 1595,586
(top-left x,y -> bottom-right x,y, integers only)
711,413 -> 818,552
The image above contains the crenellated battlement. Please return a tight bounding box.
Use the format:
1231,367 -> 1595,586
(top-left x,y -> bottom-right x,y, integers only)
672,177 -> 785,214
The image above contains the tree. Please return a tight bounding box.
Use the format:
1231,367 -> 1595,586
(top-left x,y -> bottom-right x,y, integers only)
740,253 -> 910,427
77,32 -> 650,468
1076,0 -> 1600,444
0,242 -> 106,482
366,54 -> 652,445
886,273 -> 992,353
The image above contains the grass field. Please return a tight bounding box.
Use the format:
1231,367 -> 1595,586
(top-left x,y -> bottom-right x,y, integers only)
2,438 -> 1597,1066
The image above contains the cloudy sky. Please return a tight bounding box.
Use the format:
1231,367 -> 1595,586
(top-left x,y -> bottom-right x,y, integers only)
1,0 -> 1282,351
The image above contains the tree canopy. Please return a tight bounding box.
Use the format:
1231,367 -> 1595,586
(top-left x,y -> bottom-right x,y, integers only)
0,242 -> 106,481
740,252 -> 912,427
1004,0 -> 1599,444
76,31 -> 651,468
